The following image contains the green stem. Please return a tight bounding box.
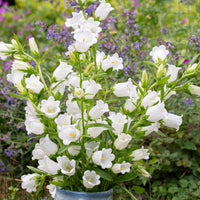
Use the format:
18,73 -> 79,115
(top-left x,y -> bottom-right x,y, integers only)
103,78 -> 109,101
118,184 -> 138,200
128,115 -> 144,135
23,51 -> 51,96
37,63 -> 51,96
92,46 -> 98,74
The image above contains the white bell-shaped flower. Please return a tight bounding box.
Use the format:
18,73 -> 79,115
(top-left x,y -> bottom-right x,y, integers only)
95,0 -> 114,20
41,96 -> 60,118
109,112 -> 127,135
65,11 -> 85,30
74,87 -> 84,99
163,113 -> 182,131
12,60 -> 30,71
149,45 -> 169,63
92,148 -> 115,169
189,84 -> 200,96
84,141 -> 100,158
96,51 -> 105,69
68,145 -> 81,156
146,102 -> 167,122
79,17 -> 102,37
74,30 -> 97,53
66,72 -> 80,89
101,53 -> 123,71
124,97 -> 137,112
7,70 -> 25,92
87,119 -> 108,138
32,135 -> 58,160
141,122 -> 160,136
130,146 -> 150,161
38,156 -> 59,175
166,64 -> 181,83
66,94 -> 81,114
112,161 -> 131,174
55,113 -> 71,132
89,100 -> 109,120
53,61 -> 72,81
47,184 -> 56,198
25,116 -> 44,135
83,170 -> 100,189
58,125 -> 81,145
25,75 -> 44,94
0,41 -> 13,60
113,78 -> 138,98
82,80 -> 101,99
21,173 -> 39,193
57,156 -> 76,176
25,101 -> 37,117
114,133 -> 132,150
141,91 -> 160,109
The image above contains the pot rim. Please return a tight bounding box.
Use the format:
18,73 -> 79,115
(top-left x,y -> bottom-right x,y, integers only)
56,186 -> 113,195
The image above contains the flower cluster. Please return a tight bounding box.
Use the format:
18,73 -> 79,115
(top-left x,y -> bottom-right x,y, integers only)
189,35 -> 200,51
0,0 -> 200,198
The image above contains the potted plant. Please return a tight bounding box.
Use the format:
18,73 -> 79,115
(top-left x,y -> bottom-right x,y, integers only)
0,0 -> 199,199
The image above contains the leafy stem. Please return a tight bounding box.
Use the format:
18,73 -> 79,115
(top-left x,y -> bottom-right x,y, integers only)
118,184 -> 138,200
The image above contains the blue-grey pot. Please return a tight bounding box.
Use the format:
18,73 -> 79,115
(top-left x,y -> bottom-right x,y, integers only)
54,186 -> 113,200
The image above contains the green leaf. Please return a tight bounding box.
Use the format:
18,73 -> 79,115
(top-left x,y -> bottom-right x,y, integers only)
27,166 -> 46,174
144,61 -> 158,68
7,92 -> 27,100
50,180 -> 70,188
168,186 -> 179,194
57,146 -> 68,155
113,173 -> 137,184
106,96 -> 130,103
87,123 -> 115,131
36,176 -> 45,196
40,46 -> 55,63
132,185 -> 145,194
157,75 -> 171,85
196,5 -> 200,13
94,168 -> 113,181
189,53 -> 200,66
181,140 -> 197,150
179,179 -> 188,188
157,130 -> 166,137
105,67 -> 113,75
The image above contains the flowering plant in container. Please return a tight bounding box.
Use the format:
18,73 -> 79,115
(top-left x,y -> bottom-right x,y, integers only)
0,0 -> 200,199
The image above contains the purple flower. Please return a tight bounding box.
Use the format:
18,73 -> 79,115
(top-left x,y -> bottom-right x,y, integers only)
134,3 -> 139,7
0,7 -> 6,14
181,18 -> 187,24
3,1 -> 8,6
13,14 -> 17,21
184,99 -> 189,107
183,59 -> 190,64
188,98 -> 193,105
4,148 -> 15,157
26,34 -> 32,40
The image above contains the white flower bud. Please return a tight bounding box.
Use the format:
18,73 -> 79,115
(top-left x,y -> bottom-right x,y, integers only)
29,37 -> 39,54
